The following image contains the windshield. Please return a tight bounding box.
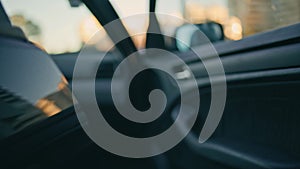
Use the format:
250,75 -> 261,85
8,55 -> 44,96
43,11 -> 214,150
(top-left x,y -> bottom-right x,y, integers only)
1,0 -> 92,54
111,0 -> 300,43
2,0 -> 300,53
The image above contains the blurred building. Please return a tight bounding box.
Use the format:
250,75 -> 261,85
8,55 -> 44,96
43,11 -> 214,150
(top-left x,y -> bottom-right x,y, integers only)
228,0 -> 300,36
184,0 -> 243,40
10,14 -> 42,45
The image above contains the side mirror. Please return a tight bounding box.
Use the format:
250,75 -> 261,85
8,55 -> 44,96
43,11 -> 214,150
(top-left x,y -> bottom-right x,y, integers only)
176,22 -> 224,52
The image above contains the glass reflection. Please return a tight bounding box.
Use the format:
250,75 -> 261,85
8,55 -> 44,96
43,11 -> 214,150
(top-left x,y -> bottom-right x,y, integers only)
0,78 -> 72,139
36,77 -> 72,117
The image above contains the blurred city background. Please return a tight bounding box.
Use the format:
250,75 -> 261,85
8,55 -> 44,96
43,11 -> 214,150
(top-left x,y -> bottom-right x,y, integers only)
2,0 -> 300,54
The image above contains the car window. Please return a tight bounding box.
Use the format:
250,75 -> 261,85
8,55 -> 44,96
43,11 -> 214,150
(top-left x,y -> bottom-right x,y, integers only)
111,0 -> 300,44
2,0 -> 300,53
1,0 -> 100,54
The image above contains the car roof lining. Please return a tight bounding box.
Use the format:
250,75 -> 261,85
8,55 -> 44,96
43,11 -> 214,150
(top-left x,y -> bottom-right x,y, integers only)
0,2 -> 11,28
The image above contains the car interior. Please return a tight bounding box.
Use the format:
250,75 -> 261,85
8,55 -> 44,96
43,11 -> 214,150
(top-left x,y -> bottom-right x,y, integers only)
0,0 -> 300,169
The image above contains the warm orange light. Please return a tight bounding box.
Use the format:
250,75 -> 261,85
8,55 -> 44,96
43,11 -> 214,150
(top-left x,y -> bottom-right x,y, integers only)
80,16 -> 102,44
185,1 -> 206,23
206,5 -> 229,25
224,16 -> 243,40
121,14 -> 148,49
36,99 -> 61,117
80,16 -> 114,51
36,77 -> 72,117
